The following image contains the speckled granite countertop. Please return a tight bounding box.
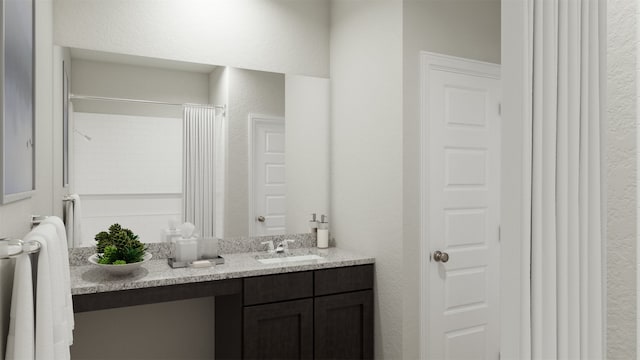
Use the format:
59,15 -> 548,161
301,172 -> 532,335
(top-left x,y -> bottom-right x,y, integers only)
70,247 -> 375,296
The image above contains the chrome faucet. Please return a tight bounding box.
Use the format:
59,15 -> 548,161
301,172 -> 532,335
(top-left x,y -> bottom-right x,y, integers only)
275,239 -> 296,254
261,239 -> 296,254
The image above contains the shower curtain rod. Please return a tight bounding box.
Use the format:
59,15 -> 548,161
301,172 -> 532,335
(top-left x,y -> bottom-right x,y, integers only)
69,94 -> 225,110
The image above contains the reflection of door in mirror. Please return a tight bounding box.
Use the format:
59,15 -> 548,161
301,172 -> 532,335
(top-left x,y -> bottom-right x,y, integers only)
250,115 -> 285,237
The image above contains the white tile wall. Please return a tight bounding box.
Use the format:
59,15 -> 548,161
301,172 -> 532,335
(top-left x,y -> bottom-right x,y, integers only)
73,112 -> 183,246
78,195 -> 182,247
74,112 -> 182,194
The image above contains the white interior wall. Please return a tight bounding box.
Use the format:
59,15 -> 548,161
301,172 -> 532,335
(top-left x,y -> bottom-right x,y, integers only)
636,1 -> 640,354
0,0 -> 55,358
0,1 -> 56,237
209,67 -> 229,239
608,0 -> 638,358
330,1 -> 404,358
499,0 -> 530,357
225,68 -> 285,238
54,0 -> 330,78
285,75 -> 330,234
401,0 -> 501,357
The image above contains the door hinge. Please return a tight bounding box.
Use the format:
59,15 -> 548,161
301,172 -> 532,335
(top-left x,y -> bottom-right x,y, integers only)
498,102 -> 502,116
498,225 -> 501,242
498,351 -> 501,360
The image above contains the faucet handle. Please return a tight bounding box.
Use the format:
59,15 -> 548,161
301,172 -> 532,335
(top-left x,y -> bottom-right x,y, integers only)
261,241 -> 275,253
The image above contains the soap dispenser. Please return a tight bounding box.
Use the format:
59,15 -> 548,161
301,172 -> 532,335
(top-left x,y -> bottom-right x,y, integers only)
317,215 -> 329,249
309,213 -> 318,234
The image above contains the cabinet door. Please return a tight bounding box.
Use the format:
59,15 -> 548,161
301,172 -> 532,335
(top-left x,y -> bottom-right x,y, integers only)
314,290 -> 373,360
243,298 -> 313,360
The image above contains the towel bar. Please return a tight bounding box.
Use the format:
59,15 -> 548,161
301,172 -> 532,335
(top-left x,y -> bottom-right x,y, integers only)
0,238 -> 41,260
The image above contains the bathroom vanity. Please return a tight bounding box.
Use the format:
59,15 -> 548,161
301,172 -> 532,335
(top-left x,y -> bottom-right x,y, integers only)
70,248 -> 374,359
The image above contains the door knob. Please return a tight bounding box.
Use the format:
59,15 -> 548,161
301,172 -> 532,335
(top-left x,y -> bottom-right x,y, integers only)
433,250 -> 449,263
257,216 -> 265,223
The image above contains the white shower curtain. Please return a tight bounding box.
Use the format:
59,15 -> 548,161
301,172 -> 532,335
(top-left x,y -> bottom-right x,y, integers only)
182,105 -> 225,238
526,0 -> 605,358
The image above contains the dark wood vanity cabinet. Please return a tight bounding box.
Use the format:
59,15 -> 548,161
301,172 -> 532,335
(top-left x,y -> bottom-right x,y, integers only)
314,290 -> 373,360
244,299 -> 314,359
242,265 -> 374,360
73,264 -> 374,360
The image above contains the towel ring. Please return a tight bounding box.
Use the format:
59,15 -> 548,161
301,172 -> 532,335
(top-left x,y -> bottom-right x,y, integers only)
0,238 -> 41,260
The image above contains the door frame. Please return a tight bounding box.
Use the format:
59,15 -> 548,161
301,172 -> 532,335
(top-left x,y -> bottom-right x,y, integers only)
247,113 -> 285,237
419,51 -> 501,358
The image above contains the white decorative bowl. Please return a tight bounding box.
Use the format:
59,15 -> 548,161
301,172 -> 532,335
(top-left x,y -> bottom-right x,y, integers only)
88,252 -> 152,276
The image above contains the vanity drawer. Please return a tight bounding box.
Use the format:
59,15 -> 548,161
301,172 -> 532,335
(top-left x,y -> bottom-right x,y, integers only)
314,264 -> 374,296
244,271 -> 313,305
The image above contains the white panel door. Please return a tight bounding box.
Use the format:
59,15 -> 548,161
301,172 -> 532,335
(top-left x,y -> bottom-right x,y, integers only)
422,53 -> 501,360
251,115 -> 286,236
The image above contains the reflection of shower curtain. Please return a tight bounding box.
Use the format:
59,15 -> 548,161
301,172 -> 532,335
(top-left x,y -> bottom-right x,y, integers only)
182,105 -> 224,238
214,108 -> 225,239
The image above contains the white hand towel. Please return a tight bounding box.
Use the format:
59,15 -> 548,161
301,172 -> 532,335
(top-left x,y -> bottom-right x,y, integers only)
24,228 -> 54,360
5,254 -> 34,360
69,194 -> 82,247
42,216 -> 74,346
27,223 -> 72,360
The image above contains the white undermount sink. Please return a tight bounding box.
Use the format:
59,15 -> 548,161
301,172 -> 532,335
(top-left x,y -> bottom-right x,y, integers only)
257,254 -> 323,264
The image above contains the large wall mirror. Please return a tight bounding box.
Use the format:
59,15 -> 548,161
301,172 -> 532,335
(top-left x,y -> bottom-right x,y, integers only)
1,0 -> 35,204
61,48 -> 329,247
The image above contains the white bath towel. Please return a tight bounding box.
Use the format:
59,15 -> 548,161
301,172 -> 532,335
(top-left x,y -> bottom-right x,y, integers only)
5,254 -> 34,360
42,216 -> 74,345
27,223 -> 72,360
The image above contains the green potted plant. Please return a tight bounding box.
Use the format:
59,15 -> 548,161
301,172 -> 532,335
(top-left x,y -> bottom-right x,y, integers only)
89,223 -> 152,275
